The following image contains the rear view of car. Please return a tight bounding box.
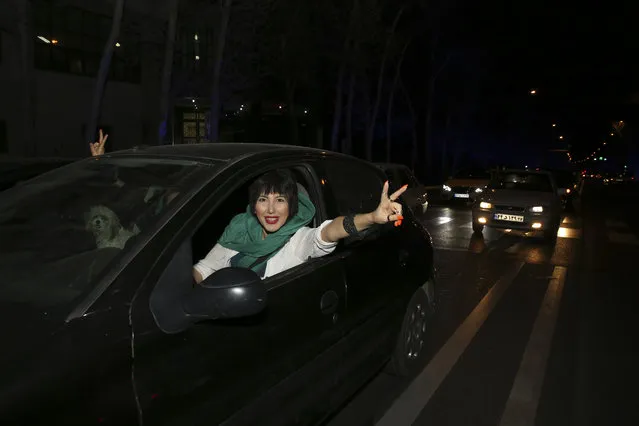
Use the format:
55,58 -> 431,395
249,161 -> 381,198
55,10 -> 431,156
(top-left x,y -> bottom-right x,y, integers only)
472,169 -> 562,241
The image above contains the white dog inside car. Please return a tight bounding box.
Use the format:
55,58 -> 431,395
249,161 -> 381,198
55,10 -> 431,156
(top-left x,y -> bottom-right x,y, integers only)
85,205 -> 140,249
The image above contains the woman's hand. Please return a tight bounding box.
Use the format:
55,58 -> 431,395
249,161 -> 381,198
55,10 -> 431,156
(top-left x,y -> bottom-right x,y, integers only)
371,181 -> 407,226
89,129 -> 108,157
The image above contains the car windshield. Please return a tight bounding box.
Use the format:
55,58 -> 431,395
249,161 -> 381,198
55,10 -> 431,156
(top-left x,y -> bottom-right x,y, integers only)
0,157 -> 216,318
489,172 -> 553,192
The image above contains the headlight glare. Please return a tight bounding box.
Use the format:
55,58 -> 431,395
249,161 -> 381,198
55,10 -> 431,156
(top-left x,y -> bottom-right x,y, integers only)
531,206 -> 543,213
479,202 -> 492,209
443,185 -> 452,192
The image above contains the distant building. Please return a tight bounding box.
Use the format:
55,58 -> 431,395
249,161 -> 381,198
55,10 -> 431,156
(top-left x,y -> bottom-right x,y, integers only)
0,0 -> 167,157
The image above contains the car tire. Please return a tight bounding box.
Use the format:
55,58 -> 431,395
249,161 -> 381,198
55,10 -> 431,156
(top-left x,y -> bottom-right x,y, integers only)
472,222 -> 484,233
388,286 -> 432,377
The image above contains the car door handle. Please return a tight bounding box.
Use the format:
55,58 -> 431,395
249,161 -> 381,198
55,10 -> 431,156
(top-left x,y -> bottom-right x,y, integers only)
320,290 -> 339,315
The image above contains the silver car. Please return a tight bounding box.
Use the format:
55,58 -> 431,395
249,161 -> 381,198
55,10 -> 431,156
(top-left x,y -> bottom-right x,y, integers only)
472,169 -> 562,241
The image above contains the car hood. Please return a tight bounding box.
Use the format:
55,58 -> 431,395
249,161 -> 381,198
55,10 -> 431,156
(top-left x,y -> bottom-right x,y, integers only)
0,304 -> 130,422
482,189 -> 556,207
445,178 -> 489,187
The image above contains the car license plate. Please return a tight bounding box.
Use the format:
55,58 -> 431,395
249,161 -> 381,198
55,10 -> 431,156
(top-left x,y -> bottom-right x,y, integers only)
454,193 -> 470,198
494,213 -> 524,222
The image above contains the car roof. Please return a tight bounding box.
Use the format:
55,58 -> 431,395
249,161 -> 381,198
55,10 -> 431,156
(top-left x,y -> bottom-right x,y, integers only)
106,143 -> 343,162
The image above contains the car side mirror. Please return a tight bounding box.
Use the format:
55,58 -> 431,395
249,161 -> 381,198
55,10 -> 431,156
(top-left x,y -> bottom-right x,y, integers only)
182,267 -> 267,320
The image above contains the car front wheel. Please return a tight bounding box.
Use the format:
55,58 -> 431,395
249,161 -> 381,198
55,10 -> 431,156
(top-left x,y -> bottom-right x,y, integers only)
388,285 -> 432,377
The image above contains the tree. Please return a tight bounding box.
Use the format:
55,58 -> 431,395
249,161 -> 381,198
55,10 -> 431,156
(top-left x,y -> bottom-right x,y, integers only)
330,0 -> 359,152
209,0 -> 233,143
11,0 -> 35,156
399,77 -> 418,172
385,38 -> 411,162
159,0 -> 180,145
364,4 -> 406,161
85,0 -> 125,152
423,39 -> 451,172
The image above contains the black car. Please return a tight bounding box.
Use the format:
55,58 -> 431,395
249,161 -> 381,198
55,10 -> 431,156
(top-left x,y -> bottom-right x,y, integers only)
376,163 -> 429,216
0,143 -> 436,426
0,157 -> 75,191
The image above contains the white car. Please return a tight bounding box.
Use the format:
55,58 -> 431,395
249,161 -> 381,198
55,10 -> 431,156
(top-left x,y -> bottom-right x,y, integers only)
472,169 -> 562,241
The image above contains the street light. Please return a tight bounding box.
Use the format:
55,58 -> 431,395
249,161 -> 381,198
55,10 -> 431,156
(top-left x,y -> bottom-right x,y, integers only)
552,123 -> 556,127
559,135 -> 564,140
529,89 -> 537,95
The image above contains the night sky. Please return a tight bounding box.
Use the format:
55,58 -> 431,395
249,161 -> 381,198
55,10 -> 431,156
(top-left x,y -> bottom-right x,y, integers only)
438,0 -> 638,166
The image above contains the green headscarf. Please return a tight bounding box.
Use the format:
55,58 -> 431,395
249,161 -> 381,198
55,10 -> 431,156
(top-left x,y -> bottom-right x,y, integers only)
217,191 -> 316,274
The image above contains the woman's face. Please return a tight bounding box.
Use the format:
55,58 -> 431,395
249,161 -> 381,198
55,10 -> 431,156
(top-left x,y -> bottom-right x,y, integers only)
255,192 -> 290,235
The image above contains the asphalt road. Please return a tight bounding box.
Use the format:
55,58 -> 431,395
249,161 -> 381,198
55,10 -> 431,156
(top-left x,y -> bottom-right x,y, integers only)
326,181 -> 639,426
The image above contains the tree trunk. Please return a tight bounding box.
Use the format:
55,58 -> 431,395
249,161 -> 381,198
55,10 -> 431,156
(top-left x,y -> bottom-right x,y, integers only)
424,52 -> 450,173
330,0 -> 359,152
330,62 -> 346,152
424,76 -> 436,171
385,39 -> 410,163
158,0 -> 179,145
365,5 -> 405,161
441,111 -> 452,178
17,0 -> 35,156
400,78 -> 418,172
209,0 -> 233,143
85,0 -> 125,152
344,70 -> 356,155
286,80 -> 299,145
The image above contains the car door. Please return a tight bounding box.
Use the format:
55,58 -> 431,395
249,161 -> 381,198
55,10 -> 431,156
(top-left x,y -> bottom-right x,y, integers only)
129,161 -> 348,426
314,159 -> 413,369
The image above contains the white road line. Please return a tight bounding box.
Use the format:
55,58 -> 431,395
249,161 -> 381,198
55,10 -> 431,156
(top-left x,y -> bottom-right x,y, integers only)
375,262 -> 525,426
498,266 -> 567,426
427,216 -> 454,225
607,231 -> 639,245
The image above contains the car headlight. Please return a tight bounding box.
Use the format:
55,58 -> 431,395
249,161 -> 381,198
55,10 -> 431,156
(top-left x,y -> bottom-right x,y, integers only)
443,185 -> 452,192
475,187 -> 483,193
479,202 -> 492,209
531,206 -> 543,213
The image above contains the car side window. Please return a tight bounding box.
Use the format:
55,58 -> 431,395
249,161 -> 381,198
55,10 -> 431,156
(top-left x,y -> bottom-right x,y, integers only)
319,159 -> 383,220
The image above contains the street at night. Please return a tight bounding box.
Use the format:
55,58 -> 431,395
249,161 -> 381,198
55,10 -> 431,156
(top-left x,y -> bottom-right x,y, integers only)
1,0 -> 639,425
328,182 -> 639,426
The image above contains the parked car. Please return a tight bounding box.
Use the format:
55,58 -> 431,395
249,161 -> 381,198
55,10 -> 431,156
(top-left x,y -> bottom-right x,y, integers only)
441,168 -> 490,203
376,162 -> 429,215
0,157 -> 74,191
0,143 -> 437,426
472,169 -> 562,241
